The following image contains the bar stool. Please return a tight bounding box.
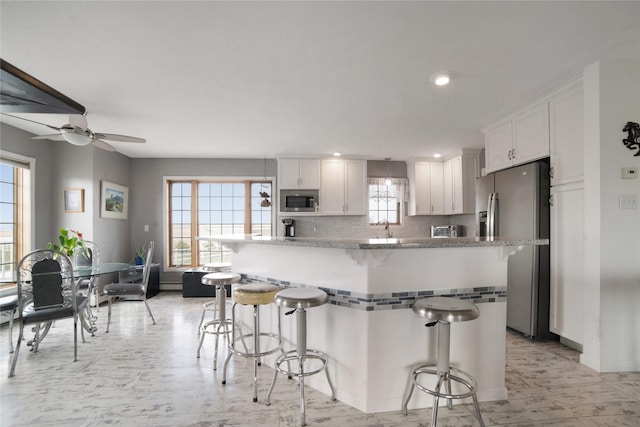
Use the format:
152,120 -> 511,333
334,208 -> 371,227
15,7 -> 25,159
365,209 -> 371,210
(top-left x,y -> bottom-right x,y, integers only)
197,262 -> 232,336
401,296 -> 485,427
221,282 -> 283,402
265,287 -> 336,427
196,271 -> 241,370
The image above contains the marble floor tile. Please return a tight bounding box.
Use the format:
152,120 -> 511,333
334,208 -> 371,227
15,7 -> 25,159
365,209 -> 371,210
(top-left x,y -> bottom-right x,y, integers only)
1,292 -> 638,426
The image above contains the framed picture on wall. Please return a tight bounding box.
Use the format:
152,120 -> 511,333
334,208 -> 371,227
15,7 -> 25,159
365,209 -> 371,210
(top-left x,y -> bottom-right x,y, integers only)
64,188 -> 84,213
100,180 -> 128,220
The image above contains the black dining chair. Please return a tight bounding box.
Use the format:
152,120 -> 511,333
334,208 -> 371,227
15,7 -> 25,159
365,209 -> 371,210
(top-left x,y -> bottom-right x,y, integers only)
0,295 -> 19,353
103,240 -> 156,333
9,249 -> 87,377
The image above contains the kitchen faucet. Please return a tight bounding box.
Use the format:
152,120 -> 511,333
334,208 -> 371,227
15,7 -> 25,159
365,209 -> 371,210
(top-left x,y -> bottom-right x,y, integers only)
384,220 -> 392,238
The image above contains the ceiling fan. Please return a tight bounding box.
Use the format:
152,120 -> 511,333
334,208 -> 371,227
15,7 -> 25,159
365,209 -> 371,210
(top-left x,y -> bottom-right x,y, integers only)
2,113 -> 146,152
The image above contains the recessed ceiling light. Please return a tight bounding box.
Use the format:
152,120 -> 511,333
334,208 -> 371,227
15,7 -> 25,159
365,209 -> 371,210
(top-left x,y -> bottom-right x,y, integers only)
430,72 -> 450,86
333,152 -> 341,157
434,153 -> 441,158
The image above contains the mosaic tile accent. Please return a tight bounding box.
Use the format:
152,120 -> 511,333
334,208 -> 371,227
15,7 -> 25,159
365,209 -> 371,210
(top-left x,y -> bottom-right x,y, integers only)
241,274 -> 506,311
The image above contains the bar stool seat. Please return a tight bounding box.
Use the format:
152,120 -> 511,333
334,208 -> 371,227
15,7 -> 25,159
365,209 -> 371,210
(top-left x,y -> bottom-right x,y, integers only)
197,262 -> 232,336
196,272 -> 241,370
402,296 -> 485,427
222,282 -> 283,402
265,287 -> 336,426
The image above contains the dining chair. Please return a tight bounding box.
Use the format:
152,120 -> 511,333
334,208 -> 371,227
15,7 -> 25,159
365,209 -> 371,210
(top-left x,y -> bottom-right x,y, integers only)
9,249 -> 87,377
103,240 -> 156,333
74,240 -> 100,334
0,295 -> 19,353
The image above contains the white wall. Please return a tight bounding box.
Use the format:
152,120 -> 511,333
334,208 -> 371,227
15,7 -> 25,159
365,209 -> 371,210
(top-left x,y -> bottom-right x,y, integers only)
582,59 -> 640,372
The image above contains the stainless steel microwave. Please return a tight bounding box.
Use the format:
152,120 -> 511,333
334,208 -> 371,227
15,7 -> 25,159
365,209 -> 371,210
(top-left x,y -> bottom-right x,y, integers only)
280,189 -> 319,213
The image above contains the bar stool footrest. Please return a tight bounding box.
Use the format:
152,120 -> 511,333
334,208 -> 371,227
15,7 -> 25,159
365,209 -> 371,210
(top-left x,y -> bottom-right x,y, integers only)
274,349 -> 330,378
410,365 -> 479,400
228,332 -> 283,359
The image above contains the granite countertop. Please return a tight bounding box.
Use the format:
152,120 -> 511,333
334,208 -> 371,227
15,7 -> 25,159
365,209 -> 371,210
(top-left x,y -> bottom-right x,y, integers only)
197,234 -> 549,250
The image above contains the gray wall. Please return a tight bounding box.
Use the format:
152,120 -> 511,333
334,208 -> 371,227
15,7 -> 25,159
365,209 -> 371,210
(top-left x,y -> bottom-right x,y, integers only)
1,122 -> 131,261
129,158 -> 277,283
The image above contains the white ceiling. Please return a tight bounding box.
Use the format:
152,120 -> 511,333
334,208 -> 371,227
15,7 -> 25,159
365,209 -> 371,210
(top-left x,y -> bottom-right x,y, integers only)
1,1 -> 639,160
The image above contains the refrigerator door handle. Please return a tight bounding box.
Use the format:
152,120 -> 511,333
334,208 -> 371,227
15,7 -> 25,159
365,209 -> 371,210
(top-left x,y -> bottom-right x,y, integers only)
487,193 -> 497,238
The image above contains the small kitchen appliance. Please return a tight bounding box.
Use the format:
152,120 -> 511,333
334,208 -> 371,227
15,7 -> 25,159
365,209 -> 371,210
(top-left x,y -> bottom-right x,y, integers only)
279,189 -> 318,213
430,225 -> 463,238
282,218 -> 295,237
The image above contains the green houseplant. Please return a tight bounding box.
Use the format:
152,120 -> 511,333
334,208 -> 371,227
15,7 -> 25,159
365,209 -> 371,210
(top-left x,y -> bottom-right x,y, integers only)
48,228 -> 87,258
133,241 -> 148,265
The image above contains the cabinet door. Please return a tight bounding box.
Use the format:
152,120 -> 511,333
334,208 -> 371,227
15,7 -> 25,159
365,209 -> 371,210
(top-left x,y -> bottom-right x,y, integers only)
550,182 -> 584,344
446,156 -> 464,214
443,160 -> 454,214
320,159 -> 345,215
344,160 -> 367,215
299,159 -> 321,189
279,159 -> 302,189
512,102 -> 550,166
485,121 -> 513,173
429,162 -> 445,215
411,162 -> 431,215
550,81 -> 584,185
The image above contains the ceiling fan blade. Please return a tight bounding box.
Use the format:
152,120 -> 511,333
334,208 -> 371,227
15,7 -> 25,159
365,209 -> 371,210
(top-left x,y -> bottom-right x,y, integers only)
92,139 -> 117,152
93,132 -> 146,143
68,114 -> 87,130
2,113 -> 61,131
31,133 -> 65,141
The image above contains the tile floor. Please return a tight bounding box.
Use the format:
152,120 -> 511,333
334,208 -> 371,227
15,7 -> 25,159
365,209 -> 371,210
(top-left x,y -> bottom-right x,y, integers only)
1,292 -> 638,426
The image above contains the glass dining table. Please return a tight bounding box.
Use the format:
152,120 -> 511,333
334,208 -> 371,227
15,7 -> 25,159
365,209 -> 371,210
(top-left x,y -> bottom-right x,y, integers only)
27,262 -> 131,349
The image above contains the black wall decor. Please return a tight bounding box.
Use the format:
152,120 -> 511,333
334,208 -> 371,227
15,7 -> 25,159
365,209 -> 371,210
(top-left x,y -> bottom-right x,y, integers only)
622,122 -> 640,156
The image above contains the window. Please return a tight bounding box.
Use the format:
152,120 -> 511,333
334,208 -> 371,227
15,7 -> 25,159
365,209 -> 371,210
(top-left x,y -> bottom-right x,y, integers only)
368,178 -> 407,226
168,179 -> 272,268
0,154 -> 32,285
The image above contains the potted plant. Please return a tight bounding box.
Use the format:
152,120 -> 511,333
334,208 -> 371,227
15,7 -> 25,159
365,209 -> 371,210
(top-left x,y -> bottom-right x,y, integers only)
48,228 -> 87,258
133,241 -> 148,265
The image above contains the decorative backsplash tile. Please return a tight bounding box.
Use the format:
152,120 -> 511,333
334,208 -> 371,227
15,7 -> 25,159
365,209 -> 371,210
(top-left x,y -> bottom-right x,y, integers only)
241,274 -> 506,311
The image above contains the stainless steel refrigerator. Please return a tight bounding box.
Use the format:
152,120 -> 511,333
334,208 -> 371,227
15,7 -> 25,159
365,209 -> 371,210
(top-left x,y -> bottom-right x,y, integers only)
476,160 -> 552,340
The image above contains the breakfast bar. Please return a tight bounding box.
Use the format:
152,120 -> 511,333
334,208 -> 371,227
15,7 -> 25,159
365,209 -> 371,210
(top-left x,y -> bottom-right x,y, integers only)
198,235 -> 548,414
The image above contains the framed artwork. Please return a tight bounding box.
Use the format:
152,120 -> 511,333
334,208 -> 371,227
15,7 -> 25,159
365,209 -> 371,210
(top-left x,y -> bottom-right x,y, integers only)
101,180 -> 128,220
64,188 -> 84,213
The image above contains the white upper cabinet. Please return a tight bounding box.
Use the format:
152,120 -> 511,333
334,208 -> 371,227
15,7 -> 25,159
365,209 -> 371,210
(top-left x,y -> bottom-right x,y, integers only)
408,161 -> 444,215
484,101 -> 550,173
443,151 -> 480,215
549,80 -> 584,186
320,159 -> 367,216
409,150 -> 479,216
278,158 -> 321,189
484,121 -> 514,173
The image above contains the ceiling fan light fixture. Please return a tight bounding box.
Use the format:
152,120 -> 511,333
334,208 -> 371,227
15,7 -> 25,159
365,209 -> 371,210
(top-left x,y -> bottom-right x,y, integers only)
61,129 -> 92,146
431,72 -> 450,86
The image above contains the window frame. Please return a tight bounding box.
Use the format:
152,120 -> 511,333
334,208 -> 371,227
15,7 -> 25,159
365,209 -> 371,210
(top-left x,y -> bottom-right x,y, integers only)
0,150 -> 35,294
368,180 -> 402,226
163,176 -> 274,270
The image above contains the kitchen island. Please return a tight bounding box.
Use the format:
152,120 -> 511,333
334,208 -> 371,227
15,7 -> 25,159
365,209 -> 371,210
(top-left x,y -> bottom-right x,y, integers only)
197,235 -> 548,413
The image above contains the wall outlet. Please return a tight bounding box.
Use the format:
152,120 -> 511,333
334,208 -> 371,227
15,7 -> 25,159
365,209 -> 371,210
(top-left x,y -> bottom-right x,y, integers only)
144,224 -> 149,232
619,194 -> 638,210
622,167 -> 637,179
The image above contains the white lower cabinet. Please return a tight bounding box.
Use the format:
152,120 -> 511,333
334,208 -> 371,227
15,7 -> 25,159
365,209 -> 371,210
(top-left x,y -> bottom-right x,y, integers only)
320,159 -> 367,215
550,181 -> 584,344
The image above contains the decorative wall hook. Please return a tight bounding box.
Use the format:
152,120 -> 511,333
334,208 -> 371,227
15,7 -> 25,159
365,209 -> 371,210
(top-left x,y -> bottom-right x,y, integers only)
622,122 -> 640,156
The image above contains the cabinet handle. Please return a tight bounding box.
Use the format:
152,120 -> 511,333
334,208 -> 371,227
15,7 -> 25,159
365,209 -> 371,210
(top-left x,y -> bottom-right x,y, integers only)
512,148 -> 516,159
549,194 -> 554,206
549,167 -> 554,179
507,149 -> 512,160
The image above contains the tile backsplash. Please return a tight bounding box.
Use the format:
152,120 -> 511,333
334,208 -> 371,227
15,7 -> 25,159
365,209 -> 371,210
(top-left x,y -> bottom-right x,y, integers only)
276,214 -> 476,239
